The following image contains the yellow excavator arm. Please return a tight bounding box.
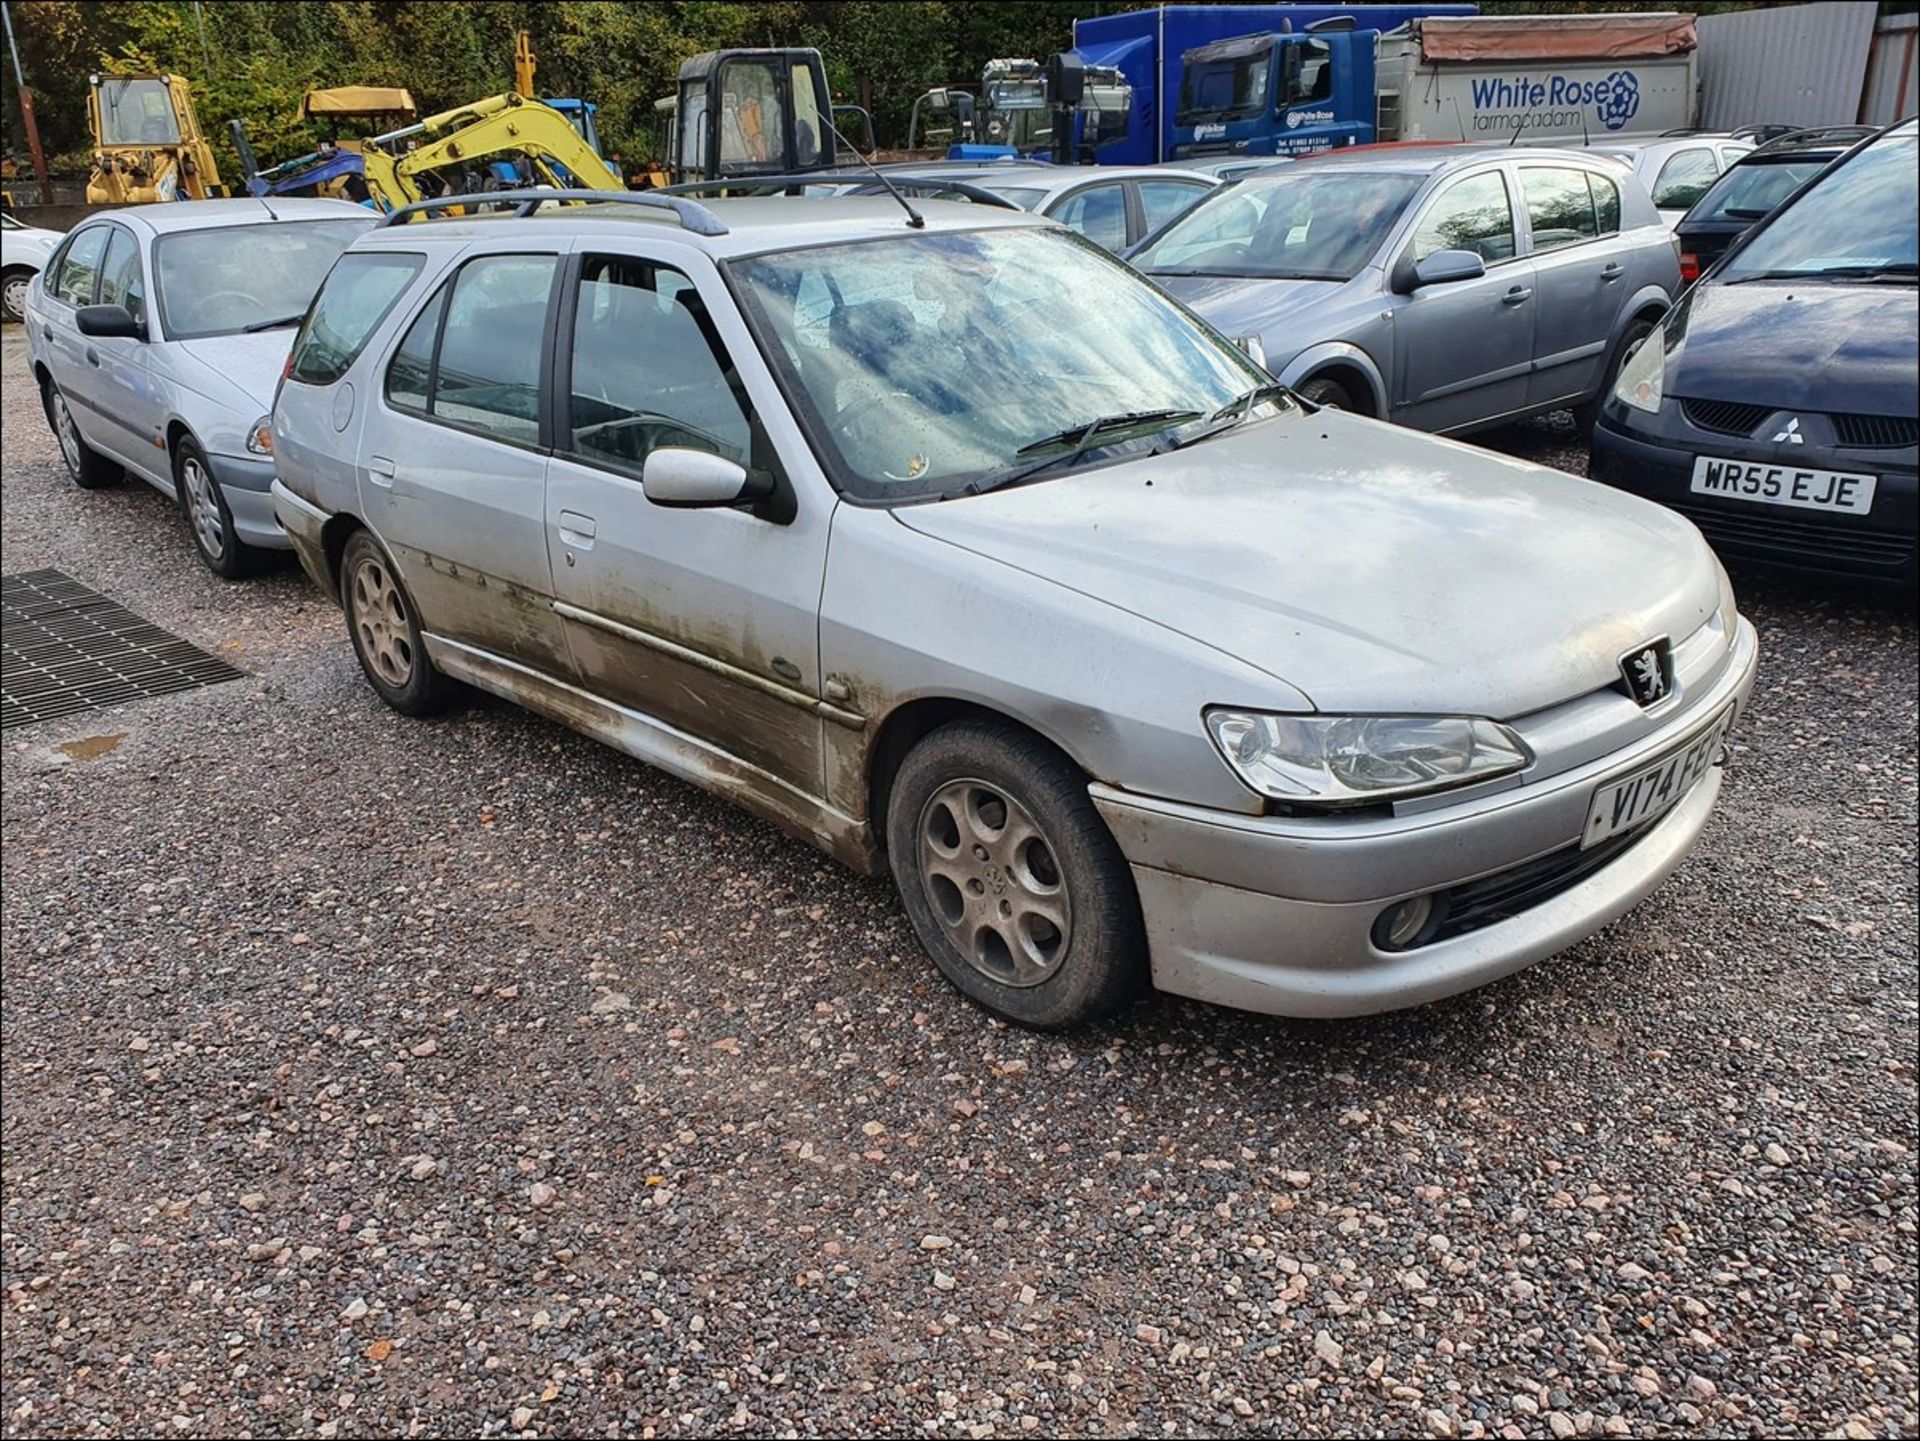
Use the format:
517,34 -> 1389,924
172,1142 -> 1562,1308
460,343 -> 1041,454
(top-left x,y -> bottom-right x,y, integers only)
360,92 -> 621,212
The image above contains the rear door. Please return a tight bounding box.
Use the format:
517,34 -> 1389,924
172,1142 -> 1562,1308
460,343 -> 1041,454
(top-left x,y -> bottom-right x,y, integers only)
1391,167 -> 1535,431
1517,163 -> 1637,409
34,223 -> 110,420
361,243 -> 572,675
543,243 -> 829,801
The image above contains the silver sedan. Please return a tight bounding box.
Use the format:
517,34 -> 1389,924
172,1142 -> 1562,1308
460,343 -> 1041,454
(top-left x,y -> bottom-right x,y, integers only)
23,197 -> 375,577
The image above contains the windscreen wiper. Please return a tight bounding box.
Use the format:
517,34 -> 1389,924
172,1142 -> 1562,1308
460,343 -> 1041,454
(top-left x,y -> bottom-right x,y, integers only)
1724,262 -> 1918,285
242,313 -> 307,332
1159,382 -> 1294,452
945,409 -> 1202,500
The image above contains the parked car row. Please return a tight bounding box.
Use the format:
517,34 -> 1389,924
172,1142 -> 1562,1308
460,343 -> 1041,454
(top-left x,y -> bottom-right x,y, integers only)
16,121 -> 1911,1030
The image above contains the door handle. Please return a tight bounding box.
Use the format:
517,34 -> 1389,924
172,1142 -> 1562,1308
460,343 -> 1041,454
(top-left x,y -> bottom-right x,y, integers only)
557,510 -> 597,549
1599,263 -> 1624,282
367,455 -> 396,487
85,347 -> 100,367
1502,286 -> 1533,305
40,325 -> 52,342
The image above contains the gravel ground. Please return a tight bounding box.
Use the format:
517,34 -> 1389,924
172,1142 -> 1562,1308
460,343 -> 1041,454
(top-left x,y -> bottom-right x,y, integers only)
3,330 -> 1916,1439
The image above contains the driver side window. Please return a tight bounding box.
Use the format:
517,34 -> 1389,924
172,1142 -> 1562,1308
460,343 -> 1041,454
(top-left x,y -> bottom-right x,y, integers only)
564,256 -> 752,476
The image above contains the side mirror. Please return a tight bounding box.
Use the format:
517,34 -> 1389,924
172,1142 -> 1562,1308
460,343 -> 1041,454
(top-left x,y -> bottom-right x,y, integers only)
75,303 -> 144,340
1408,249 -> 1486,289
641,447 -> 768,508
1234,334 -> 1268,369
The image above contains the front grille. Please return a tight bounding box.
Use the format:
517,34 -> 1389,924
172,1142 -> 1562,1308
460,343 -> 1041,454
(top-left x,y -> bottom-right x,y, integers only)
1669,501 -> 1913,571
1425,827 -> 1653,944
1,569 -> 245,729
1832,413 -> 1919,449
1680,398 -> 1771,437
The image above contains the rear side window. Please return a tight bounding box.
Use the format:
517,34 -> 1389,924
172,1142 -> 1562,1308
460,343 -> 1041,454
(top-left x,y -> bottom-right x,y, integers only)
1589,171 -> 1621,235
1520,167 -> 1598,253
1651,149 -> 1719,210
289,252 -> 424,385
382,253 -> 557,446
54,226 -> 109,306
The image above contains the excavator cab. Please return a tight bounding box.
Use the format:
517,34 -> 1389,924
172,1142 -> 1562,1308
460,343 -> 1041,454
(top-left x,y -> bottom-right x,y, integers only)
668,49 -> 838,185
86,73 -> 225,203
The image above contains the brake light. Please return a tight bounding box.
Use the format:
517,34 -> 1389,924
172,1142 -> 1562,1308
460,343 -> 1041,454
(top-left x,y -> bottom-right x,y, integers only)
1680,252 -> 1701,283
282,349 -> 296,381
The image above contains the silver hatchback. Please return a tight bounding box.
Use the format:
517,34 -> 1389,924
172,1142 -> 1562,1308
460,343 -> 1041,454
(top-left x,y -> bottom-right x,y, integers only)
1132,146 -> 1681,432
272,191 -> 1755,1030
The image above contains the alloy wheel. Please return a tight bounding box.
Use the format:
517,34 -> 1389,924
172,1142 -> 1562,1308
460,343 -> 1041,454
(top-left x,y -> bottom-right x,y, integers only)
916,778 -> 1074,988
51,392 -> 81,475
180,454 -> 225,563
349,553 -> 414,688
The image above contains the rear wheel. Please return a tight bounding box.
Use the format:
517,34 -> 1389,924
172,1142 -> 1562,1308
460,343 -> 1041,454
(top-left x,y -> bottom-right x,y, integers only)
43,379 -> 121,489
1577,318 -> 1657,432
886,718 -> 1146,1029
1296,375 -> 1356,412
340,530 -> 453,716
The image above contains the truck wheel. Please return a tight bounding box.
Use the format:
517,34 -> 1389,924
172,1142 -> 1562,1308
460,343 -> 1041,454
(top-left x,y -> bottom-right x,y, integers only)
340,530 -> 454,717
886,717 -> 1146,1030
1296,375 -> 1355,412
42,379 -> 121,489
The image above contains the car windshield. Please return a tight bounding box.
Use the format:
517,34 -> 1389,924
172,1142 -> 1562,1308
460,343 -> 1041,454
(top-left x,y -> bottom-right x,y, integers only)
1720,132 -> 1916,280
730,226 -> 1265,502
96,78 -> 181,147
1178,51 -> 1271,124
153,219 -> 375,340
1690,156 -> 1829,224
1133,170 -> 1422,280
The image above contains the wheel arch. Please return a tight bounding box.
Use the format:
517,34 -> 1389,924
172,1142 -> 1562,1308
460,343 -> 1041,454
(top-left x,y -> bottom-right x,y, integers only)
1276,340 -> 1387,417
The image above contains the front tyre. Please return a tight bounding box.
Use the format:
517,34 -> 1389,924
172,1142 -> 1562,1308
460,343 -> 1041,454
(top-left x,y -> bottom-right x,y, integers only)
339,530 -> 454,717
886,718 -> 1146,1029
174,437 -> 257,580
1295,375 -> 1355,412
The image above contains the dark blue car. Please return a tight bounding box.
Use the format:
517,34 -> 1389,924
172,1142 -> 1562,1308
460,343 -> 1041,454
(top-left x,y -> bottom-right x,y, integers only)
1590,119 -> 1918,586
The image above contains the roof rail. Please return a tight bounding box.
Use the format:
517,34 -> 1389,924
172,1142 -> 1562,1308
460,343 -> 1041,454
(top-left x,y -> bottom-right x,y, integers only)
379,187 -> 729,236
1752,124 -> 1880,154
662,173 -> 1021,209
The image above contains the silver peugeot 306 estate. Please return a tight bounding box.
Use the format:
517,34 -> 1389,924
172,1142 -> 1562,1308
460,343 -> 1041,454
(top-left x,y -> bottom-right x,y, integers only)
271,190 -> 1758,1030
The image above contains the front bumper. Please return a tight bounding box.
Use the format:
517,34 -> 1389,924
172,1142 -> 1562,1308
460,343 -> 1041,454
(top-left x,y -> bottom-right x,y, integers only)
205,452 -> 291,551
1093,618 -> 1759,1019
1590,410 -> 1917,584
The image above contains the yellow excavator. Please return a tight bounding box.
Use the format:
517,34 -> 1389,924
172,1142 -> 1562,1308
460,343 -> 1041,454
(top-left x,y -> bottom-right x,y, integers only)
357,91 -> 624,212
86,72 -> 226,203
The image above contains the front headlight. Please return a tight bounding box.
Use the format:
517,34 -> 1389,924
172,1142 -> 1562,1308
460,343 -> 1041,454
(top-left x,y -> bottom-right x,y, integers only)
1205,710 -> 1531,806
1612,332 -> 1665,413
245,415 -> 274,455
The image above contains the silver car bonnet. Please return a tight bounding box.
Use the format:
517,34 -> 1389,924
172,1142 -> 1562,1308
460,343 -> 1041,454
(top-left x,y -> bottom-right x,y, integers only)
1152,272 -> 1354,339
894,408 -> 1722,719
174,332 -> 297,415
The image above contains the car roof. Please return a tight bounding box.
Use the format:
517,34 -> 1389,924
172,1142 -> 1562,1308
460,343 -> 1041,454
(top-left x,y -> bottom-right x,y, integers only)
91,197 -> 373,236
1284,143 -> 1621,177
357,194 -> 1052,259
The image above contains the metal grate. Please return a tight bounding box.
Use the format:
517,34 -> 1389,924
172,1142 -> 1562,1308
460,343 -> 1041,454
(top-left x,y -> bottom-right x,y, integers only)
1832,412 -> 1918,449
1680,398 -> 1772,437
1,569 -> 245,730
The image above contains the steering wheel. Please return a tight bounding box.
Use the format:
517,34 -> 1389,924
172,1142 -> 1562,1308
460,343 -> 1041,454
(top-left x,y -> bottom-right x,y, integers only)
574,412 -> 729,461
180,289 -> 260,328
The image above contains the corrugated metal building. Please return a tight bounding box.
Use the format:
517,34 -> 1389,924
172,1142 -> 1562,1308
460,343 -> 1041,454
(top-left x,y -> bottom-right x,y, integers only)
1696,1 -> 1912,131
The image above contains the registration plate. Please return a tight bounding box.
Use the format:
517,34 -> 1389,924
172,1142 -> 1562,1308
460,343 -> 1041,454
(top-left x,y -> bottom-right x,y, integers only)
1690,455 -> 1877,515
1583,706 -> 1735,849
